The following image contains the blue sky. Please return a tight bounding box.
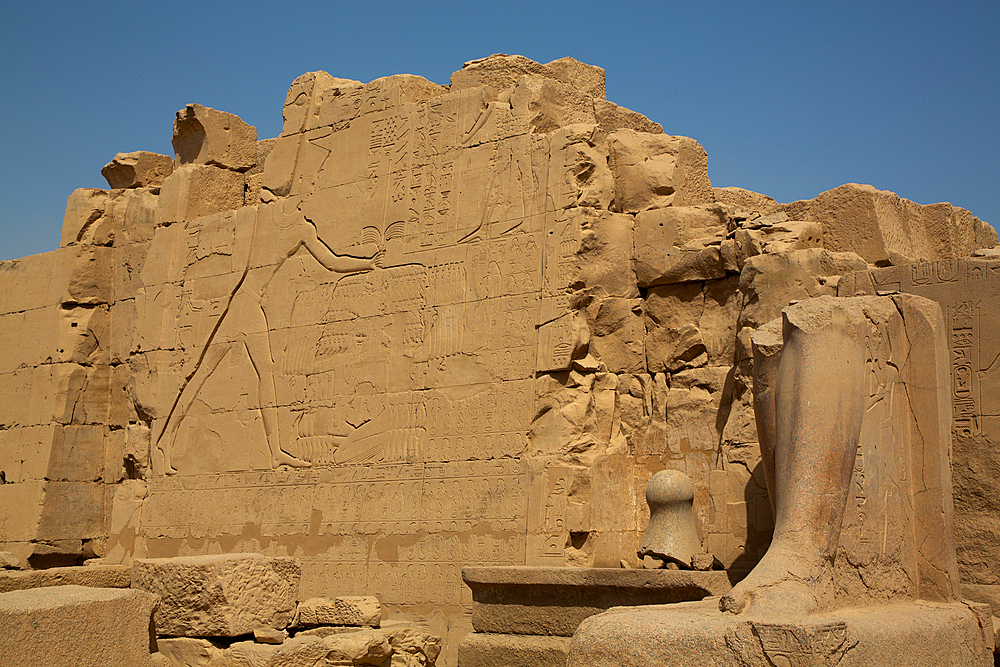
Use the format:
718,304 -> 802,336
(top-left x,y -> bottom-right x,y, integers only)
1,0 -> 997,260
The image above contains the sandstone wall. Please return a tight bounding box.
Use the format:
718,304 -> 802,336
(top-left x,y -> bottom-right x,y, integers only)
1,54 -> 996,665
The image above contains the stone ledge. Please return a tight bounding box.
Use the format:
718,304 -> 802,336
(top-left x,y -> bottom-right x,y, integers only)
0,564 -> 131,594
464,566 -> 734,636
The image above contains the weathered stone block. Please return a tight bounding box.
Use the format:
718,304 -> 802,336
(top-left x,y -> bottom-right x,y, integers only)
463,566 -> 732,637
0,564 -> 130,594
633,205 -> 729,286
62,188 -> 110,247
173,104 -> 257,172
131,553 -> 300,637
782,183 -> 998,265
154,163 -> 245,225
459,633 -> 572,667
608,130 -> 714,212
0,585 -> 158,667
102,151 -> 173,190
297,595 -> 381,627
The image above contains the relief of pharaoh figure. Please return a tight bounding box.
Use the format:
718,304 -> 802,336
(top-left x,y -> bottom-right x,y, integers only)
154,198 -> 379,474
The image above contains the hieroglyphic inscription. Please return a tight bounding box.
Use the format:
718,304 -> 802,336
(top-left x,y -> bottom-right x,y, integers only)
751,621 -> 850,667
841,259 -> 1000,439
950,299 -> 979,437
141,459 -> 527,608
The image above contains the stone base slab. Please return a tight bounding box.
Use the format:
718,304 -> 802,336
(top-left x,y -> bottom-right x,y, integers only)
464,566 -> 733,636
569,598 -> 995,667
459,633 -> 572,667
0,585 -> 158,667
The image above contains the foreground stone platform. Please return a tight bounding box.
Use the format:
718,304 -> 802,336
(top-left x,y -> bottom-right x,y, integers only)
464,566 -> 734,636
569,598 -> 996,667
0,585 -> 158,667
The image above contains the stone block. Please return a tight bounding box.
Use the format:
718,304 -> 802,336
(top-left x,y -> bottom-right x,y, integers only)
963,583 -> 1000,617
633,205 -> 729,286
0,585 -> 158,667
451,54 -> 605,99
459,633 -> 572,667
35,480 -> 106,542
62,188 -> 110,247
593,98 -> 663,139
153,637 -> 223,667
154,163 -> 245,225
131,553 -> 300,637
737,248 -> 867,330
463,566 -> 732,636
0,564 -> 130,594
297,595 -> 381,627
607,130 -> 714,212
173,104 -> 257,172
782,183 -> 998,265
101,151 -> 173,189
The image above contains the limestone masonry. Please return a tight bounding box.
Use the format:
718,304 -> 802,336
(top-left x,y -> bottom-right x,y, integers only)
0,54 -> 998,666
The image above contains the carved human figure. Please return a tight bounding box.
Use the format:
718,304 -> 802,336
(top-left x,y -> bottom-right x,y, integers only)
720,302 -> 867,616
155,199 -> 377,474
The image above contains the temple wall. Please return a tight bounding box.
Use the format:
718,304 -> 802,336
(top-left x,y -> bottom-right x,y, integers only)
1,54 -> 997,665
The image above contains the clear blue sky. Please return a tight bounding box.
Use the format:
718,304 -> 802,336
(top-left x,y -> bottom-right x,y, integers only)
2,0 -> 997,260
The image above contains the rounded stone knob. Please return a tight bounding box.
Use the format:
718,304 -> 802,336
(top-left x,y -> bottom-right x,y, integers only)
637,470 -> 702,567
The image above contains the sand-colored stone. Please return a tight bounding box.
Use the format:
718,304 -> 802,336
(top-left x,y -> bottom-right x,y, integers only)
173,104 -> 257,172
569,599 -> 994,667
839,259 -> 1000,590
211,628 -> 436,667
62,187 -> 111,247
460,633 -> 572,667
296,595 -> 381,627
632,205 -> 730,286
463,566 -> 731,637
451,54 -> 606,100
0,563 -> 130,593
782,183 -> 998,265
607,130 -> 714,212
131,554 -> 300,637
154,163 -> 246,225
713,186 -> 784,217
102,151 -> 174,190
2,54 -> 999,667
0,585 -> 158,667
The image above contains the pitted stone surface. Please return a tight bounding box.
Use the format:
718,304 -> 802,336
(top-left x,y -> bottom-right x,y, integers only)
0,585 -> 158,667
296,595 -> 381,627
131,553 -> 299,637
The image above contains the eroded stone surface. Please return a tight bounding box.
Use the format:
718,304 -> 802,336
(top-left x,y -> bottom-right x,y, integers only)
102,151 -> 174,190
131,554 -> 300,637
296,595 -> 381,627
